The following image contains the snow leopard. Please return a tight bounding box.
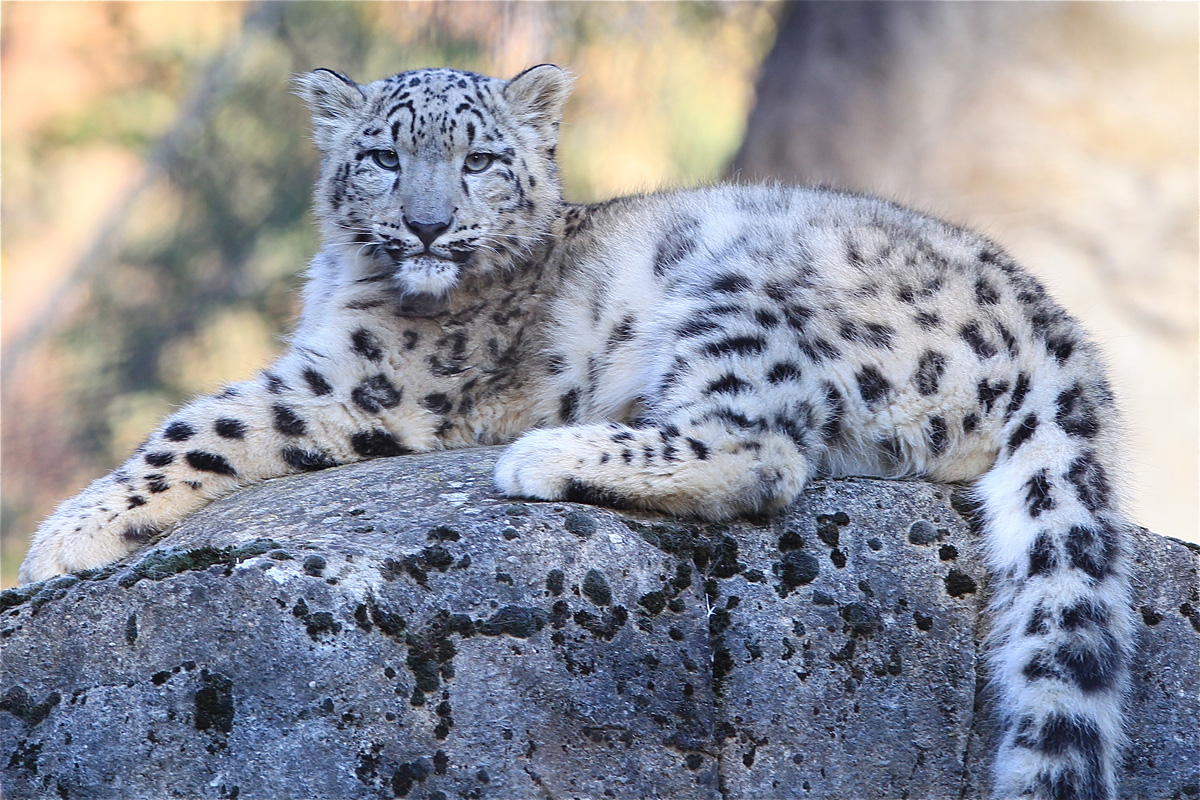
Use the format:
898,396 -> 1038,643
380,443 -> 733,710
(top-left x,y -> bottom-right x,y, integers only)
20,65 -> 1133,800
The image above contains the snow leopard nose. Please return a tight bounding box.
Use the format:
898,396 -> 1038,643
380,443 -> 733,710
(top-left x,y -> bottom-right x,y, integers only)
404,215 -> 454,250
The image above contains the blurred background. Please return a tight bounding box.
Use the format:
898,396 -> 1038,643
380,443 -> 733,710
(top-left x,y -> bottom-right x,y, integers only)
1,2 -> 1195,587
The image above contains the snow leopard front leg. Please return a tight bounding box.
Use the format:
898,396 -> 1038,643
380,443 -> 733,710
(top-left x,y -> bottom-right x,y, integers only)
495,296 -> 824,520
18,322 -> 446,584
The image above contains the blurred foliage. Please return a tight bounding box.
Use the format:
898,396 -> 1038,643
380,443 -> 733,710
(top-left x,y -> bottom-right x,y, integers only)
0,1 -> 780,585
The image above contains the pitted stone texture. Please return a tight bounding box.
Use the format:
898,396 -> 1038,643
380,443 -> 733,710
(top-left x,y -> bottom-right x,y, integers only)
715,480 -> 986,799
2,448 -> 1196,800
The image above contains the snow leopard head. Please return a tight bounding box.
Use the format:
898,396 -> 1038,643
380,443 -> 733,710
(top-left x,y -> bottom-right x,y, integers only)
295,65 -> 572,298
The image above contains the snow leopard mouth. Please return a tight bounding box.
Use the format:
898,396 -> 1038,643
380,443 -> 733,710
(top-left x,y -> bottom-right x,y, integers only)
381,245 -> 467,262
352,236 -> 475,298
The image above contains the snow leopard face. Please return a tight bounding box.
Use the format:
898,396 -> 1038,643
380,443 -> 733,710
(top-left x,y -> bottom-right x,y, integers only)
295,65 -> 571,297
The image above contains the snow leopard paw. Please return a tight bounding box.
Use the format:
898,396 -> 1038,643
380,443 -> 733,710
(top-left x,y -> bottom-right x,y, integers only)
493,427 -> 616,504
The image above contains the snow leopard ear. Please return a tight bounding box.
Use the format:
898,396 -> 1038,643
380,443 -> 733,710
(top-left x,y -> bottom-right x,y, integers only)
294,69 -> 367,150
504,64 -> 573,134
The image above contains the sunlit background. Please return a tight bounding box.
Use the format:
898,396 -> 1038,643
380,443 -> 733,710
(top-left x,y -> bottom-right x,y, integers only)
2,2 -> 1196,588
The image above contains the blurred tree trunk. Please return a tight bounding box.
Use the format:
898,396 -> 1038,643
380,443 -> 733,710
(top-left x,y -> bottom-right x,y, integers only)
732,2 -> 1015,192
732,1 -> 1198,544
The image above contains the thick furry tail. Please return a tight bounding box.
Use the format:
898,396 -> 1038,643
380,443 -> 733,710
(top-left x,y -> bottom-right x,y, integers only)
975,373 -> 1134,800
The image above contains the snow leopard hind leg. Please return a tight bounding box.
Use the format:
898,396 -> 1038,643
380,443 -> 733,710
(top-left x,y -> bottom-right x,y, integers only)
493,280 -> 824,521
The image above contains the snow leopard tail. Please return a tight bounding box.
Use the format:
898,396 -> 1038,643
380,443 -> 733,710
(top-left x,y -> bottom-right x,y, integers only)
975,366 -> 1134,800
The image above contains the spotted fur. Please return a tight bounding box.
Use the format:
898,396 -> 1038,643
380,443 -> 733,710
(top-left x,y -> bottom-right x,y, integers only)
21,65 -> 1133,800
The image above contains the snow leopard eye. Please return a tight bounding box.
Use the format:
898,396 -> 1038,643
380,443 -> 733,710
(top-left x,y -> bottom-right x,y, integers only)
371,149 -> 400,170
463,153 -> 493,173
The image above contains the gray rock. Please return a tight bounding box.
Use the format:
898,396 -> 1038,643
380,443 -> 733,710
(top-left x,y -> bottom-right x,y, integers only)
3,448 -> 1197,799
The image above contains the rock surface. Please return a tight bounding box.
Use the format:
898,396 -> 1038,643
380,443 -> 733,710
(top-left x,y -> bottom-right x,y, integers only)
2,448 -> 1197,800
